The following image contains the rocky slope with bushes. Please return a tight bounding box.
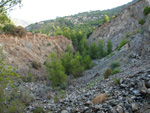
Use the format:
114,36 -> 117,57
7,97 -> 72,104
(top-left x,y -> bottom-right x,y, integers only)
0,33 -> 73,78
1,0 -> 150,113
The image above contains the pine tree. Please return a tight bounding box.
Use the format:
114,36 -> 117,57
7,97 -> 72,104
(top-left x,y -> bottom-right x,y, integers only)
45,52 -> 67,87
98,39 -> 104,58
61,52 -> 73,75
107,39 -> 112,54
82,55 -> 92,69
89,42 -> 98,60
70,57 -> 84,78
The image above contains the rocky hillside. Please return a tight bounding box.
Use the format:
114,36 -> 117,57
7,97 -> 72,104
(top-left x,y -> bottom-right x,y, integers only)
25,0 -> 137,36
88,0 -> 147,50
1,0 -> 150,113
0,33 -> 73,77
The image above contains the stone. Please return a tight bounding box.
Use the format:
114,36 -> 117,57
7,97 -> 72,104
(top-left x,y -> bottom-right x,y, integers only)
131,103 -> 139,112
132,90 -> 141,96
116,105 -> 124,113
147,88 -> 150,94
146,81 -> 150,88
61,110 -> 68,113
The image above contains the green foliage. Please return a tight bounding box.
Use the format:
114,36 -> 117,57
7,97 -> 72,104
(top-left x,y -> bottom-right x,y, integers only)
3,99 -> 25,113
32,61 -> 41,70
143,5 -> 150,16
65,44 -> 72,53
54,26 -> 63,36
0,48 -> 20,111
2,24 -> 15,33
107,39 -> 112,54
89,42 -> 98,60
110,61 -> 120,70
70,56 -> 84,78
82,55 -> 93,69
117,38 -> 129,50
112,68 -> 121,74
97,39 -> 104,58
61,52 -> 73,75
26,1 -> 137,37
138,18 -> 145,25
45,52 -> 67,87
103,15 -> 110,24
136,29 -> 140,34
2,24 -> 26,37
113,77 -> 121,84
0,7 -> 10,25
27,71 -> 34,82
103,68 -> 112,79
33,107 -> 44,113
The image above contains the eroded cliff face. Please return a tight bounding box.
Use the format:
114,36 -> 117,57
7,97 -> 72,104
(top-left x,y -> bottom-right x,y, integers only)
0,33 -> 73,77
88,0 -> 147,50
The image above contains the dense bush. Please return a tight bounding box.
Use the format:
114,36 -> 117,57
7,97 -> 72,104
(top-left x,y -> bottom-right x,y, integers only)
45,52 -> 67,87
2,24 -> 15,33
2,24 -> 26,37
143,5 -> 150,16
138,19 -> 145,25
103,68 -> 112,79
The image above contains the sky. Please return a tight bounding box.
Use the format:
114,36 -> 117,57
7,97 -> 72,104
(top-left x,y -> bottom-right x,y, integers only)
9,0 -> 133,22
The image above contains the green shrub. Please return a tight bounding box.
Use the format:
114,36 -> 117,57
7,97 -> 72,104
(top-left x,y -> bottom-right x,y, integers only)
143,5 -> 150,16
2,24 -> 26,37
33,107 -> 44,113
110,61 -> 120,70
4,99 -> 25,113
113,77 -> 121,85
2,24 -> 15,34
28,71 -> 34,82
136,29 -> 140,34
138,19 -> 145,25
117,38 -> 129,50
112,68 -> 121,74
32,61 -> 41,70
46,52 -> 67,87
103,68 -> 112,79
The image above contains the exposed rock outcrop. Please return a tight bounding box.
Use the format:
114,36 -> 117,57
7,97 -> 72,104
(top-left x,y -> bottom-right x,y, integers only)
89,0 -> 147,50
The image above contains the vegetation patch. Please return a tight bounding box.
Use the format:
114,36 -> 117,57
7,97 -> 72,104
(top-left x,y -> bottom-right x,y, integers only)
103,68 -> 112,79
143,5 -> 150,16
138,19 -> 145,25
113,77 -> 121,85
117,38 -> 129,51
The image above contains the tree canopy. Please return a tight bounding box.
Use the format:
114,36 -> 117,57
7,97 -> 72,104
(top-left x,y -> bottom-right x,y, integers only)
0,0 -> 22,11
